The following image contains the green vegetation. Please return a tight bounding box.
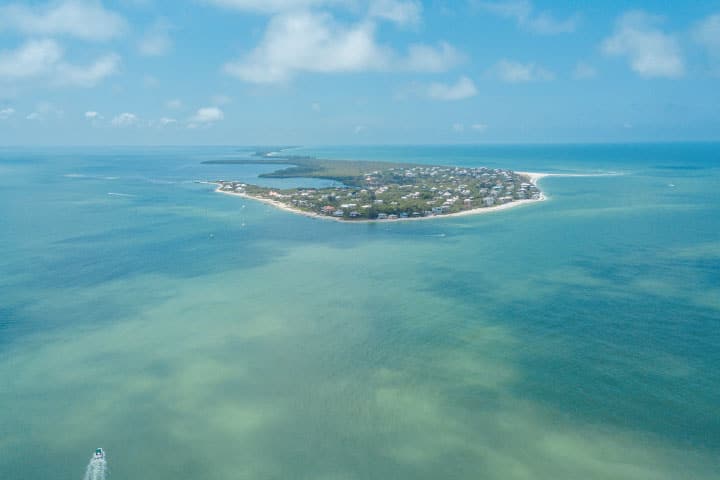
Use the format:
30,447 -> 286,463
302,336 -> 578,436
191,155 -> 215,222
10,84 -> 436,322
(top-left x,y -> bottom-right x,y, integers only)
203,153 -> 414,187
209,153 -> 542,220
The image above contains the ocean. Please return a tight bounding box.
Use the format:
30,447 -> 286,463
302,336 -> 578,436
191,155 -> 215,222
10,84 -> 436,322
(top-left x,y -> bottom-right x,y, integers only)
1,143 -> 718,479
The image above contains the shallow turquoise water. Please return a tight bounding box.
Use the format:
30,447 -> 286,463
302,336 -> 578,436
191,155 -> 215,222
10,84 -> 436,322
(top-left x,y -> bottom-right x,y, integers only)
1,144 -> 719,479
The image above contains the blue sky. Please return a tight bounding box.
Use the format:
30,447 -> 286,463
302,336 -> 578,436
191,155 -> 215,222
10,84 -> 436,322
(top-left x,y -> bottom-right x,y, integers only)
0,0 -> 719,145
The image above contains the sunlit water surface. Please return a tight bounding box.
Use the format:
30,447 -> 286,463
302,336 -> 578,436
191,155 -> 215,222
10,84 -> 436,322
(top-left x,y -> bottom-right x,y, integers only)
1,144 -> 718,479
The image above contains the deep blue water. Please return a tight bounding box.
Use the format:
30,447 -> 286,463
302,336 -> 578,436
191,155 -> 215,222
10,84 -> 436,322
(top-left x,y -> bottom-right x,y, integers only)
1,144 -> 718,479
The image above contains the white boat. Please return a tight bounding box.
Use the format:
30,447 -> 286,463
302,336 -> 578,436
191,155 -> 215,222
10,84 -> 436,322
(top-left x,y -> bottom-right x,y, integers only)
93,448 -> 104,460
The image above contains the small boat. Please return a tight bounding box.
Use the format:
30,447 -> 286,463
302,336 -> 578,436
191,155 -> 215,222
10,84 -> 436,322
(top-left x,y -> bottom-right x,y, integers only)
94,448 -> 105,460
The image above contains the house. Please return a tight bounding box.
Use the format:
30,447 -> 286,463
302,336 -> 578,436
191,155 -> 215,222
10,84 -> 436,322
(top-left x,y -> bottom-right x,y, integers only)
377,213 -> 388,219
333,210 -> 344,217
322,205 -> 335,214
483,197 -> 495,207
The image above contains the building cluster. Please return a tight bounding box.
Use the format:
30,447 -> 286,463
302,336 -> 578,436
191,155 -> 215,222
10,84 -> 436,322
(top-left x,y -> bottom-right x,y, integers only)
216,165 -> 541,220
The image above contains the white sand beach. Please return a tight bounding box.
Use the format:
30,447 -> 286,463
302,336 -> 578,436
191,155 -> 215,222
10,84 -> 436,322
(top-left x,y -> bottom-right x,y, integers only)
209,171 -> 549,223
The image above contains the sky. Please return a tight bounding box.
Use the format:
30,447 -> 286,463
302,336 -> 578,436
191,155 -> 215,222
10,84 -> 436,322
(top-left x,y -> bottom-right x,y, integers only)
0,0 -> 719,145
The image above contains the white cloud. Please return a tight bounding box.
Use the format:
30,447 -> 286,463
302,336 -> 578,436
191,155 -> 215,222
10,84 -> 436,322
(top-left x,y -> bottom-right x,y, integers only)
112,112 -> 138,127
55,53 -> 120,87
471,123 -> 487,132
402,42 -> 463,72
206,0 -> 319,12
0,40 -> 119,87
354,125 -> 367,134
25,102 -> 63,120
490,59 -> 554,83
138,19 -> 173,56
159,117 -> 177,125
426,76 -> 477,100
369,0 -> 422,26
225,12 -> 388,83
0,39 -> 63,79
573,62 -> 597,79
207,0 -> 422,26
452,122 -> 464,132
0,1 -> 126,41
602,11 -> 684,78
190,107 -> 224,123
476,1 -> 578,35
85,111 -> 100,119
694,13 -> 720,70
224,11 -> 461,84
166,99 -> 182,109
311,102 -> 321,111
0,108 -> 15,120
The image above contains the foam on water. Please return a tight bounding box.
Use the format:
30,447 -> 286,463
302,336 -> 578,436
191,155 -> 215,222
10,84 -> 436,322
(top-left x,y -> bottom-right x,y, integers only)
83,456 -> 107,480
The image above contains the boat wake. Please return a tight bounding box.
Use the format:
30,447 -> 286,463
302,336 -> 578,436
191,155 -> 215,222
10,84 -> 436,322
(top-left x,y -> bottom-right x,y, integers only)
83,455 -> 107,480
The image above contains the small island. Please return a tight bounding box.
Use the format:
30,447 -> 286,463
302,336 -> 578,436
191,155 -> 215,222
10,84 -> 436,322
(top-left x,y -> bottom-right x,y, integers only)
203,152 -> 545,221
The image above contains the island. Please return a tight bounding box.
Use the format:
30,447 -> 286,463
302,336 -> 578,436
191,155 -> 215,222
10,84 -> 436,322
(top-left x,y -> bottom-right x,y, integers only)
202,152 -> 545,221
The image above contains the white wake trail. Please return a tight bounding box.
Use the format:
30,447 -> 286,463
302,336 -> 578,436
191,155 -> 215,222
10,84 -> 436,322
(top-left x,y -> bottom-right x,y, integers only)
83,457 -> 107,480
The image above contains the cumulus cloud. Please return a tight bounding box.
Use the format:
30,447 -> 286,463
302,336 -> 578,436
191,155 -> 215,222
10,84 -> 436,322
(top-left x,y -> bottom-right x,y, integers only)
402,42 -> 463,72
204,0 -> 334,13
0,39 -> 63,79
471,123 -> 487,132
225,12 -> 388,83
0,0 -> 126,41
490,59 -> 554,83
85,111 -> 100,119
24,102 -> 63,120
694,13 -> 720,72
452,122 -> 464,132
224,11 -> 461,83
0,108 -> 15,120
426,76 -> 477,100
138,19 -> 173,56
189,107 -> 224,123
0,39 -> 119,87
602,11 -> 684,78
369,0 -> 422,26
208,0 -> 422,26
694,14 -> 720,52
476,1 -> 578,35
159,117 -> 177,125
55,54 -> 120,87
112,112 -> 138,127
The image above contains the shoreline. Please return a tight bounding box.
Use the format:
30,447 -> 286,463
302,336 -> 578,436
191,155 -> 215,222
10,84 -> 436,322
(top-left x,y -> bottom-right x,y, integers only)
205,171 -> 550,223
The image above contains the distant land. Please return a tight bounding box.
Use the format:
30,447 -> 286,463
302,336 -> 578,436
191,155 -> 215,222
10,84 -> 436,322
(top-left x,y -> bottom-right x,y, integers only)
202,150 -> 545,222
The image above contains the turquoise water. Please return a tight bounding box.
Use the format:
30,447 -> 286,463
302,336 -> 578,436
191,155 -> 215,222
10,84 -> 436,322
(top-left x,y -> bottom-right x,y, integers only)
1,144 -> 719,479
